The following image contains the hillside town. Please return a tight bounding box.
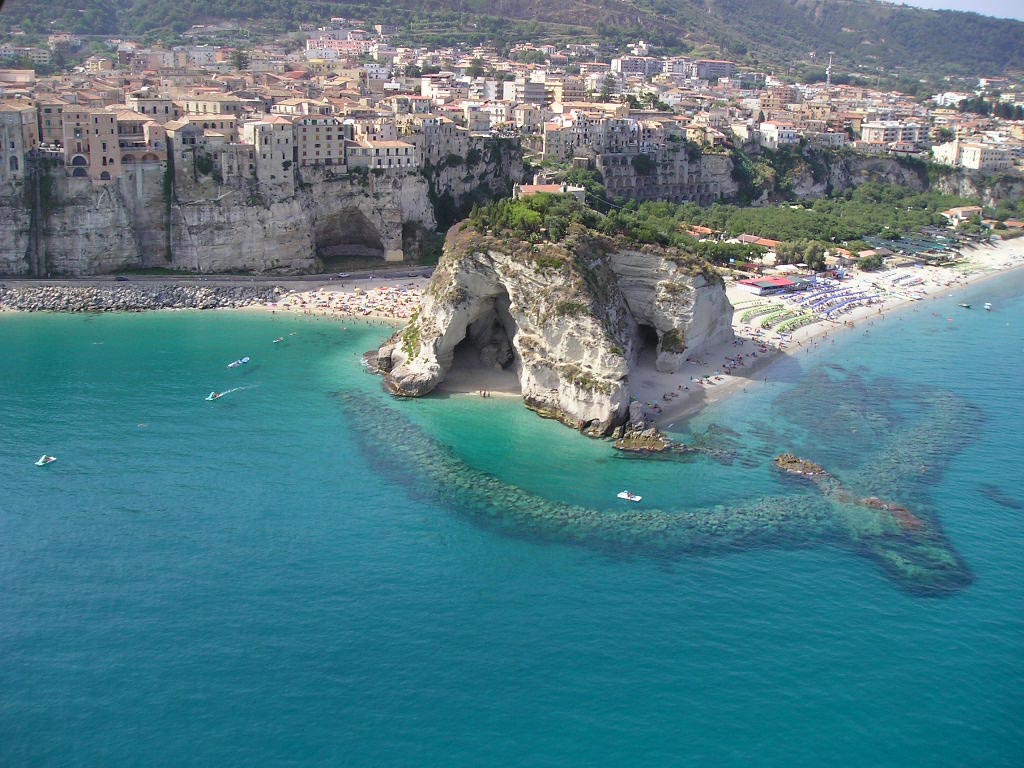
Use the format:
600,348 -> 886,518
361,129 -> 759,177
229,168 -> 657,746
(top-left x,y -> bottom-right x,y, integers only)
1,17 -> 1022,198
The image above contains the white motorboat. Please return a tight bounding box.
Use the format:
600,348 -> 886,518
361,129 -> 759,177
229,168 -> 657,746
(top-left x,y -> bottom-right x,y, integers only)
984,302 -> 992,311
35,454 -> 57,466
227,356 -> 251,368
205,391 -> 221,401
617,490 -> 642,502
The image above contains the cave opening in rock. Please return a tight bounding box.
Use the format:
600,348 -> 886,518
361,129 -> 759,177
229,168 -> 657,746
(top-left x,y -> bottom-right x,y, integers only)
443,290 -> 521,394
635,322 -> 660,368
315,208 -> 387,269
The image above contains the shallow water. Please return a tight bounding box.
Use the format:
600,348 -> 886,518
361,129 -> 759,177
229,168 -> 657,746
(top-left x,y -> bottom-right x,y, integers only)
1,272 -> 1023,766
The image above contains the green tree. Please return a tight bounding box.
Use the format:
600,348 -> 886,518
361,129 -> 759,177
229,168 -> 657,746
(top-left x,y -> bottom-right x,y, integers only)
857,253 -> 885,271
631,153 -> 656,176
514,49 -> 547,65
230,48 -> 249,70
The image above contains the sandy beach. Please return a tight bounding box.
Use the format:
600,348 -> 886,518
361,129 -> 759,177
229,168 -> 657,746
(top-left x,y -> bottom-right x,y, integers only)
263,277 -> 427,324
631,236 -> 1024,428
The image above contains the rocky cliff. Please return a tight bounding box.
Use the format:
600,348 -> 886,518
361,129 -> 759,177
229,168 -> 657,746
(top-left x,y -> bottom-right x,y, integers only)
0,164 -> 438,277
738,148 -> 1024,206
421,136 -> 524,228
375,223 -> 733,436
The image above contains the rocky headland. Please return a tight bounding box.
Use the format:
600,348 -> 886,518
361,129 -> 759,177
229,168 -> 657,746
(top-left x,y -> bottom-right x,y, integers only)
373,209 -> 734,437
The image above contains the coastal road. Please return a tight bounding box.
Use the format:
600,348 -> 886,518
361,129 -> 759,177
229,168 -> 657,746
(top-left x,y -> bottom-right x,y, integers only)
0,265 -> 435,291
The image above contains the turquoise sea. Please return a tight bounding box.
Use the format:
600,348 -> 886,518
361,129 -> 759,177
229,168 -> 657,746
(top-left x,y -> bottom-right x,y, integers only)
2,272 -> 1023,766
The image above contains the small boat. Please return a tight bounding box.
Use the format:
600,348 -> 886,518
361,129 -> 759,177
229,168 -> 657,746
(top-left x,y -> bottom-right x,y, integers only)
959,303 -> 971,309
272,337 -> 284,344
984,302 -> 992,311
35,454 -> 57,466
617,490 -> 642,502
205,391 -> 222,401
227,356 -> 251,368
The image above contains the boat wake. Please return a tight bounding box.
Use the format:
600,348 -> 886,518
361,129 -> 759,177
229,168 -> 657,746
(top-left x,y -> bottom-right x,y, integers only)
205,385 -> 255,401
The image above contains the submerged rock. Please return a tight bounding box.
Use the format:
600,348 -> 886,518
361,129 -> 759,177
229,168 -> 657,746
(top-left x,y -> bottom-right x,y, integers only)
338,388 -> 975,596
774,453 -> 829,476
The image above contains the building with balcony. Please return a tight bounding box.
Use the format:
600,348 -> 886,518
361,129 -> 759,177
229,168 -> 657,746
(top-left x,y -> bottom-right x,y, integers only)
345,138 -> 417,169
61,108 -> 121,181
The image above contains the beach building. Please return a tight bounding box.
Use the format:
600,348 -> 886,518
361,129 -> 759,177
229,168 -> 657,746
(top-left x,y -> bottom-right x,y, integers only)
736,276 -> 810,295
941,206 -> 984,225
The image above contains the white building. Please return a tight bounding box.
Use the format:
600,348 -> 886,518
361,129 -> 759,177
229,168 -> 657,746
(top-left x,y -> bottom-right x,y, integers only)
959,142 -> 1012,171
932,138 -> 1012,171
346,139 -> 417,169
759,121 -> 800,148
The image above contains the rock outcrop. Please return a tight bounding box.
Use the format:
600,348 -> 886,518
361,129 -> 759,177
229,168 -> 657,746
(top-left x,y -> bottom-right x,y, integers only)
376,223 -> 733,436
740,149 -> 1024,207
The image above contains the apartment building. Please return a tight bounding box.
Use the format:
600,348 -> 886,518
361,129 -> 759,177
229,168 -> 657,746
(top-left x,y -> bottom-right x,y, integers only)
611,56 -> 663,78
959,142 -> 1012,171
36,97 -> 68,145
758,121 -> 801,148
502,78 -> 548,105
932,138 -> 1013,171
692,60 -> 735,80
127,92 -> 181,124
0,103 -> 38,183
179,94 -> 245,116
294,115 -> 348,167
239,115 -> 294,183
113,111 -> 166,164
62,108 -> 121,181
346,138 -> 417,169
860,120 -> 926,146
546,77 -> 587,104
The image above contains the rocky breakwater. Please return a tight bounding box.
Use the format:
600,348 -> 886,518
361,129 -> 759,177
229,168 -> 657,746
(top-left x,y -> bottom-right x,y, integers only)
373,218 -> 733,436
0,283 -> 278,312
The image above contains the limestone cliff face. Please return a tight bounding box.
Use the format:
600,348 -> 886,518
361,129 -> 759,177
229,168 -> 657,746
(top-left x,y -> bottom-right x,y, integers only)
377,224 -> 733,436
169,167 -> 435,272
930,172 -> 1024,208
421,137 -> 524,227
0,162 -> 465,276
749,151 -> 1024,206
0,187 -> 30,275
697,152 -> 739,201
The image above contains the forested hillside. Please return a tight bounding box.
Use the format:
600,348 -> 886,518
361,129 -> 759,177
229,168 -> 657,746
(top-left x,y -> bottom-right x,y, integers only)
2,0 -> 1022,82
